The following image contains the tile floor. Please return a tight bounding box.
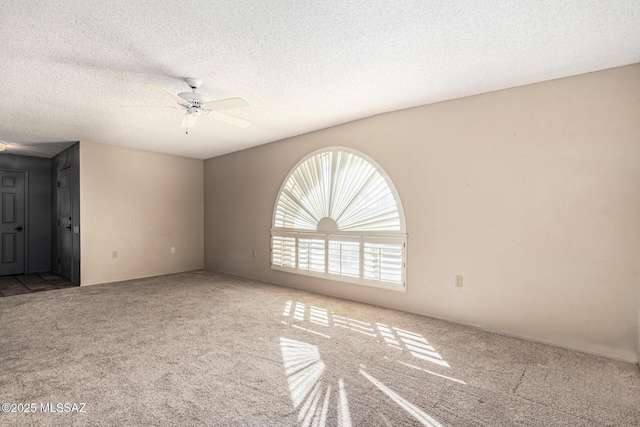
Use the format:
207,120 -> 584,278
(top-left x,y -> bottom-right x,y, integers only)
0,272 -> 77,297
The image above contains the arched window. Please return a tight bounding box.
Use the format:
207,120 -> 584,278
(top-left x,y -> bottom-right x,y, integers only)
271,148 -> 407,291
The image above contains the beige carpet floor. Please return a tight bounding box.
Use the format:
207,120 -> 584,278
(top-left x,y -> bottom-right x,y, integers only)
0,271 -> 638,426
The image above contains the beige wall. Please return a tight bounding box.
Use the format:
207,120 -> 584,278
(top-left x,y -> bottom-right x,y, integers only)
81,141 -> 204,285
204,64 -> 640,362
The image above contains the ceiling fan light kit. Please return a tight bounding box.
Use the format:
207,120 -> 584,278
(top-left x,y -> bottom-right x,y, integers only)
143,77 -> 250,134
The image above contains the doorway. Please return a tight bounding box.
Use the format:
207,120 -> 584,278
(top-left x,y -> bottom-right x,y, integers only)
0,143 -> 80,285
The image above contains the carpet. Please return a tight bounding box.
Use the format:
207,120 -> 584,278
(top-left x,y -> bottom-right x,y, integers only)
0,271 -> 638,426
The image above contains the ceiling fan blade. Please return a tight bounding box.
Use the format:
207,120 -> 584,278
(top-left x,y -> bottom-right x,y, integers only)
146,84 -> 188,105
205,111 -> 251,128
180,115 -> 198,128
203,97 -> 249,110
121,105 -> 181,109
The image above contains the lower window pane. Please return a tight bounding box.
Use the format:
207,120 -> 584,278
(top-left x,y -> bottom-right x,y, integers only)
272,235 -> 296,268
329,241 -> 360,277
364,242 -> 402,284
299,238 -> 325,272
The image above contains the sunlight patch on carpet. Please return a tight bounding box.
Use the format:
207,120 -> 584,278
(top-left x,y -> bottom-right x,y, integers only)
360,365 -> 444,427
282,300 -> 452,368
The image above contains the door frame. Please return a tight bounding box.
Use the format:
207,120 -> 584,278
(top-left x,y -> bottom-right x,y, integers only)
0,169 -> 29,275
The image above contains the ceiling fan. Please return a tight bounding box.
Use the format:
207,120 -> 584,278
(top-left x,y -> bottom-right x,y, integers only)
143,78 -> 250,133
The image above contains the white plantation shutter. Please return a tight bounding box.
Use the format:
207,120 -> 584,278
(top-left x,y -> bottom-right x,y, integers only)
274,151 -> 401,231
328,237 -> 360,278
363,238 -> 405,286
298,236 -> 325,273
271,148 -> 407,291
272,234 -> 296,268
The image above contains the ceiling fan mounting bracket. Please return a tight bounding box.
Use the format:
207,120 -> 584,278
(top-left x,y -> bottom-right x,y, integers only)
185,77 -> 202,91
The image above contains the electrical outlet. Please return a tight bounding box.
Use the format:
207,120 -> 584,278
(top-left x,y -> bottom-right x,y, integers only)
112,251 -> 118,259
455,275 -> 463,287
171,247 -> 176,253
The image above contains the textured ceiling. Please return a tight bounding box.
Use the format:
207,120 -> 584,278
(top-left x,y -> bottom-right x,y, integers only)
0,1 -> 639,160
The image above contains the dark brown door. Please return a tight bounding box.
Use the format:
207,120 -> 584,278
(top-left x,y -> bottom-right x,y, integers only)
58,166 -> 72,279
0,171 -> 25,275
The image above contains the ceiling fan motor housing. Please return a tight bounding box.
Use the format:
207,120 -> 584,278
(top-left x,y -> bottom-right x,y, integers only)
178,92 -> 210,106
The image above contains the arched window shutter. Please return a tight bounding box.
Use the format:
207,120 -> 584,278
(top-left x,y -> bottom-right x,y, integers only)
272,148 -> 407,291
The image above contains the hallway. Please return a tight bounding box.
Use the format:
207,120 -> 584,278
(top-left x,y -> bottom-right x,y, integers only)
0,272 -> 77,297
